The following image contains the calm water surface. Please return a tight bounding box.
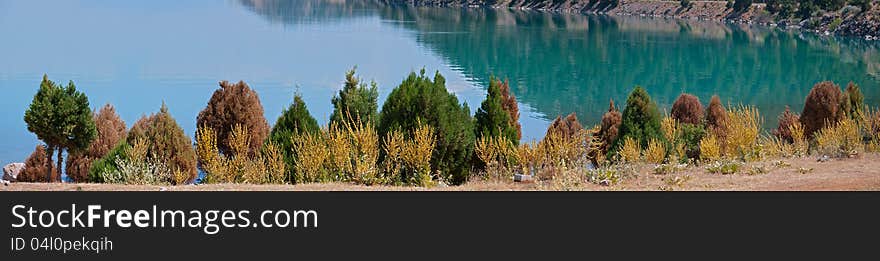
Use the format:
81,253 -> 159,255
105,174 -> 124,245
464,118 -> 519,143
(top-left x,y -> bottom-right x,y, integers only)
1,0 -> 878,167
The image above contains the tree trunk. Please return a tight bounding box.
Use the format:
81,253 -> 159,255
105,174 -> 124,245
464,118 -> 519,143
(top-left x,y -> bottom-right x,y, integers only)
56,149 -> 63,183
45,145 -> 54,183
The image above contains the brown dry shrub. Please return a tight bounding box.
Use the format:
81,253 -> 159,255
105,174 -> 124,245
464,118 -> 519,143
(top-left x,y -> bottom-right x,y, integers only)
546,113 -> 583,139
66,104 -> 127,182
800,81 -> 842,138
671,93 -> 704,125
197,80 -> 270,158
497,78 -> 521,140
129,103 -> 198,184
773,106 -> 800,143
705,95 -> 728,138
598,100 -> 622,153
20,145 -> 60,182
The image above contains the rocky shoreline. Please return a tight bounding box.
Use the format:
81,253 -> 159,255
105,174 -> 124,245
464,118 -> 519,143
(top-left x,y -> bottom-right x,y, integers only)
387,0 -> 880,40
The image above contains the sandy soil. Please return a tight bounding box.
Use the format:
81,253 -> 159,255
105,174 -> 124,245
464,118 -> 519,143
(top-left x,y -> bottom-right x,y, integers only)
3,153 -> 878,191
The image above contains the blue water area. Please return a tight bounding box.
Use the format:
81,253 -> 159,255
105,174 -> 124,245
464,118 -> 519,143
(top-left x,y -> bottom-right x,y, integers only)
1,0 -> 878,170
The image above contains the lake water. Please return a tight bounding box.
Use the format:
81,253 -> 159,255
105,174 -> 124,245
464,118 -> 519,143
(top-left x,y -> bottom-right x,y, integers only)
1,0 -> 879,166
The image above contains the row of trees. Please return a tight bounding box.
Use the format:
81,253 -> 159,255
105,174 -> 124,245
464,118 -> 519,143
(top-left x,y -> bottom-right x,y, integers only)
20,70 -> 878,185
21,68 -> 522,185
593,79 -> 874,166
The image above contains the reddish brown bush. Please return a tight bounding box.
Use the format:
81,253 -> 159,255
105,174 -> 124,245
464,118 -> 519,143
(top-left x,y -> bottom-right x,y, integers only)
197,81 -> 269,158
599,100 -> 622,152
800,81 -> 842,138
546,112 -> 583,139
773,106 -> 800,143
19,145 -> 59,182
705,95 -> 728,138
129,103 -> 198,184
497,78 -> 522,140
66,104 -> 127,182
671,93 -> 704,125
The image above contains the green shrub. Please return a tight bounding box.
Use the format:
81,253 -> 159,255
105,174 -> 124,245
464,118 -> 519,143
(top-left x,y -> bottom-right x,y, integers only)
378,69 -> 475,185
677,123 -> 706,160
24,75 -> 97,182
197,80 -> 270,158
128,103 -> 198,184
269,93 -> 320,184
330,66 -> 379,128
475,76 -> 519,146
733,0 -> 752,12
88,140 -> 130,183
841,82 -> 864,121
610,86 -> 665,159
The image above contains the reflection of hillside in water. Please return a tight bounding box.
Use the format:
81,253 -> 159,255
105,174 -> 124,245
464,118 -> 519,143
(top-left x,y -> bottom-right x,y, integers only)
239,1 -> 880,127
238,0 -> 381,24
376,6 -> 880,125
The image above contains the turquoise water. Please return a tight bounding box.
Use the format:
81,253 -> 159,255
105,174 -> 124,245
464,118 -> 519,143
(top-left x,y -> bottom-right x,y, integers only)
1,0 -> 878,166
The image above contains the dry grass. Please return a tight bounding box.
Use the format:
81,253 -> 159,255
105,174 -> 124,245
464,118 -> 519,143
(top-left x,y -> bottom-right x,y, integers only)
379,122 -> 436,186
475,135 -> 517,180
400,124 -> 436,186
815,118 -> 861,158
10,153 -> 878,191
699,133 -> 721,162
197,125 -> 288,184
724,105 -> 762,161
661,116 -> 677,142
292,131 -> 330,183
644,138 -> 666,164
618,137 -> 641,163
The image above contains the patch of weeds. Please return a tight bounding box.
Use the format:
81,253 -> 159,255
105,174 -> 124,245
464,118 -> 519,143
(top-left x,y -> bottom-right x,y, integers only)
548,168 -> 586,191
587,167 -> 619,186
797,167 -> 814,174
747,164 -> 769,175
659,175 -> 692,191
586,164 -> 638,186
772,160 -> 791,168
653,163 -> 687,175
705,160 -> 742,175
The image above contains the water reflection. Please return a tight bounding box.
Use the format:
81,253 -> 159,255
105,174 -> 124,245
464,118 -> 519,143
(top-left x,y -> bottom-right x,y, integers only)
241,0 -> 880,128
238,0 -> 380,24
377,6 -> 880,125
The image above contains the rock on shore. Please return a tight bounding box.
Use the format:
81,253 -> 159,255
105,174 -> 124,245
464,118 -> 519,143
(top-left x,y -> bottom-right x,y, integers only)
3,163 -> 25,181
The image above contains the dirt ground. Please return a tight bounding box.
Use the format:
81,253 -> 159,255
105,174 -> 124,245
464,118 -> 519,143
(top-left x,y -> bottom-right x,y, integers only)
3,154 -> 879,191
